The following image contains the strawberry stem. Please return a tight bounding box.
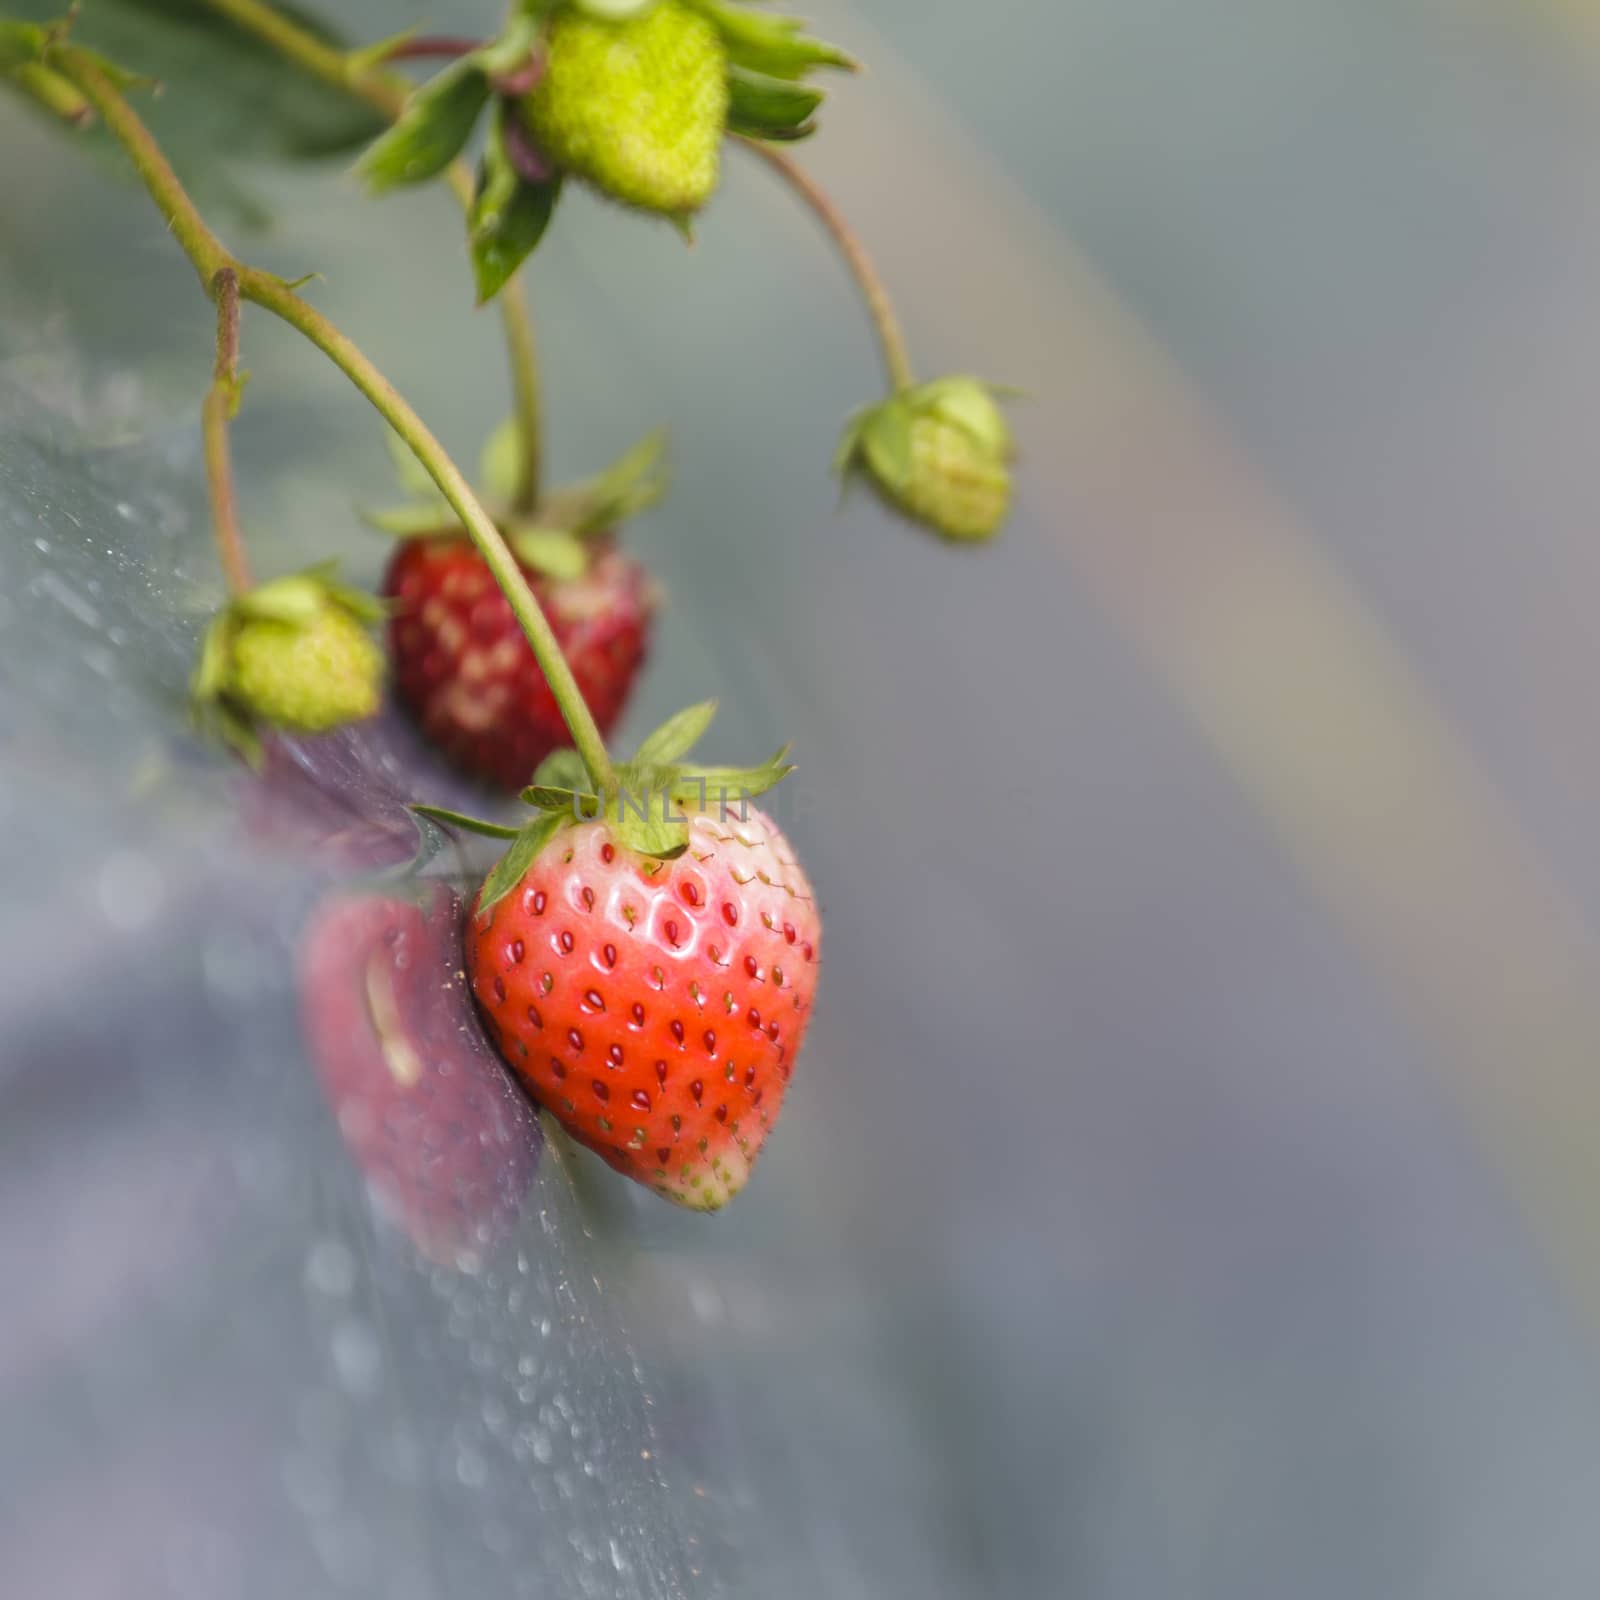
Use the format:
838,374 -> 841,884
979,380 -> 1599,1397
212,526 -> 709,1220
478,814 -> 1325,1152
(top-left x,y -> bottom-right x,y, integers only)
739,137 -> 916,395
244,279 -> 613,788
52,44 -> 617,793
202,268 -> 252,593
191,0 -> 545,510
385,37 -> 481,64
500,276 -> 543,515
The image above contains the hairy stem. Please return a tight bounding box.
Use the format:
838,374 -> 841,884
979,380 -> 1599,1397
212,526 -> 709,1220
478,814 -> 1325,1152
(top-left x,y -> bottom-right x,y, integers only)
193,0 -> 544,506
202,268 -> 252,593
738,138 -> 916,394
55,45 -> 614,788
65,49 -> 228,287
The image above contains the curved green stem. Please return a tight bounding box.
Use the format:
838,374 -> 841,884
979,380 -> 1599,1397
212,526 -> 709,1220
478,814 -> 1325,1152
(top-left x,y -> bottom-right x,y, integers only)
202,268 -> 252,593
498,277 -> 543,514
738,137 -> 916,394
54,44 -> 615,790
193,0 -> 544,507
242,273 -> 610,786
67,47 -> 228,287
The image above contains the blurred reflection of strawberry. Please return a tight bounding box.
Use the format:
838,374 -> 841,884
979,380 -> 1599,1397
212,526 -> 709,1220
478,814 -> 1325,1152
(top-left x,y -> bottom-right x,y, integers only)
298,884 -> 540,1265
235,703 -> 489,873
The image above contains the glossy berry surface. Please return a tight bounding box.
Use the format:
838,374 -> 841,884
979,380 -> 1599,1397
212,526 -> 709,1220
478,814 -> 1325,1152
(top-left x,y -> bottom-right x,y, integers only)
384,539 -> 653,791
466,807 -> 820,1210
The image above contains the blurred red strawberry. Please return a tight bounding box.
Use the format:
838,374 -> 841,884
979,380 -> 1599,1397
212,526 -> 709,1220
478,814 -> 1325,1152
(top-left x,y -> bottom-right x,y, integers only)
298,884 -> 540,1263
369,425 -> 667,791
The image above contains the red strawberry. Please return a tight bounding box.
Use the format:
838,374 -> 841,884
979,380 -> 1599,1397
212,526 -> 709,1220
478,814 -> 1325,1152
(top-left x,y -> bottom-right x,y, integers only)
371,426 -> 668,791
466,804 -> 819,1210
384,541 -> 654,791
420,702 -> 818,1210
298,885 -> 542,1261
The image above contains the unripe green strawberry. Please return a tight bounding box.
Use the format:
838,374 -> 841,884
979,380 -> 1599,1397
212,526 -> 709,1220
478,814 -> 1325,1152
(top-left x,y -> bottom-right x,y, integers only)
836,376 -> 1015,543
520,1 -> 729,216
229,604 -> 383,733
192,567 -> 385,760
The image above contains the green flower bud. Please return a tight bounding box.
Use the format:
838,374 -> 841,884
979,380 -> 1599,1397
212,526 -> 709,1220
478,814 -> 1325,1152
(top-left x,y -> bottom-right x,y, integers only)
836,377 -> 1014,543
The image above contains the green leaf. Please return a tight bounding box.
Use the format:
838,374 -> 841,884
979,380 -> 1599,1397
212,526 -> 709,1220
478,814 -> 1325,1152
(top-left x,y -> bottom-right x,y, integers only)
409,804 -> 522,840
321,578 -> 388,625
235,574 -> 326,625
0,22 -> 47,70
64,45 -> 152,91
472,170 -> 562,304
469,100 -> 563,304
197,696 -> 264,767
191,612 -> 232,702
726,72 -> 823,141
580,427 -> 669,526
684,0 -> 856,80
833,407 -> 872,476
634,699 -> 717,766
571,0 -> 655,18
479,812 -> 565,910
360,502 -> 459,537
860,400 -> 915,493
479,417 -> 522,507
507,529 -> 588,580
531,748 -> 591,791
916,375 -> 1014,454
609,788 -> 691,860
536,428 -> 670,537
521,784 -> 603,817
673,757 -> 795,809
357,57 -> 489,192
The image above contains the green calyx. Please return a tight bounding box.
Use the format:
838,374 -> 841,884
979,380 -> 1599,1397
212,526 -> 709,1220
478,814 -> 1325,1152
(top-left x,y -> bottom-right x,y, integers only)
683,0 -> 855,145
363,420 -> 669,581
836,376 -> 1016,544
413,699 -> 795,910
191,564 -> 385,761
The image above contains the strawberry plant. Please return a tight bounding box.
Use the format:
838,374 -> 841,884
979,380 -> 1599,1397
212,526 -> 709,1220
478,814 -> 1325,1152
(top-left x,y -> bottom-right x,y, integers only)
0,0 -> 1017,1210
